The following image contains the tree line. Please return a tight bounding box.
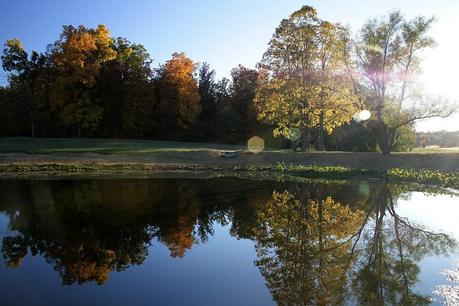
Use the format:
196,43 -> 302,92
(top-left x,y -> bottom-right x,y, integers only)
416,130 -> 459,148
1,6 -> 455,153
0,25 -> 265,145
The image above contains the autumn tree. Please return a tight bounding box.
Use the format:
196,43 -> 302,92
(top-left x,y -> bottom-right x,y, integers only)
50,25 -> 116,137
1,39 -> 48,137
155,52 -> 201,140
312,22 -> 358,150
256,6 -> 357,151
354,12 -> 455,154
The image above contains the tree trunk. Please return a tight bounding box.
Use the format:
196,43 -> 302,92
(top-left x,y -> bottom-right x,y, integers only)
316,112 -> 325,151
300,128 -> 309,151
30,113 -> 35,138
291,139 -> 298,152
376,120 -> 391,154
28,103 -> 35,138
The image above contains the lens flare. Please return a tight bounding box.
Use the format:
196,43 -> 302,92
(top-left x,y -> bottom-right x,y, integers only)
248,136 -> 265,153
353,110 -> 371,122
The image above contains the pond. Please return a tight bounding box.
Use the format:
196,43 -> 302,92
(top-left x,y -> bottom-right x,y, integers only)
0,177 -> 458,305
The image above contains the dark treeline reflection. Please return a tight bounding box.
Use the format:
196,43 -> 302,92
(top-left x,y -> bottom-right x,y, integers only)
0,178 -> 456,304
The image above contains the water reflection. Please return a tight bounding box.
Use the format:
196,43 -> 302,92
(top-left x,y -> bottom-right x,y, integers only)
0,178 -> 457,304
348,184 -> 456,305
434,260 -> 459,305
254,191 -> 365,305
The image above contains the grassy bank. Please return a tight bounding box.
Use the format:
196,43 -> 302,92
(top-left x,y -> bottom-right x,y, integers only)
0,138 -> 458,188
0,137 -> 245,154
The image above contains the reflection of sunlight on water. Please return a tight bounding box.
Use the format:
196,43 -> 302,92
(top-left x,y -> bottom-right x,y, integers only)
434,260 -> 459,305
396,192 -> 459,238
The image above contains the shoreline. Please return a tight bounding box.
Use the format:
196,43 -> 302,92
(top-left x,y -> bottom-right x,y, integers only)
1,150 -> 458,171
1,151 -> 458,189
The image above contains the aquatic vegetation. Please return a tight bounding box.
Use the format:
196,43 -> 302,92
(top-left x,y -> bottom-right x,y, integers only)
387,168 -> 459,189
1,162 -> 458,190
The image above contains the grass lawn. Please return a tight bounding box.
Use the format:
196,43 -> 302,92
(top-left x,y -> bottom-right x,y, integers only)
0,137 -> 245,154
0,137 -> 458,182
411,146 -> 459,154
1,137 -> 459,155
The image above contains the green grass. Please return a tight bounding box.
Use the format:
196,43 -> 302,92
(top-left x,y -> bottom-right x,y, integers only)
2,137 -> 458,155
0,137 -> 245,154
411,146 -> 459,154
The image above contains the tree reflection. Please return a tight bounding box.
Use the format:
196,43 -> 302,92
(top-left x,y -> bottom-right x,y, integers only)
0,181 -> 154,285
254,191 -> 365,305
349,184 -> 456,305
0,179 -> 212,284
253,184 -> 457,305
0,178 -> 272,284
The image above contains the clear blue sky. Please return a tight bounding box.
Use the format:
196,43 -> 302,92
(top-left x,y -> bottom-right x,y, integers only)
1,0 -> 458,131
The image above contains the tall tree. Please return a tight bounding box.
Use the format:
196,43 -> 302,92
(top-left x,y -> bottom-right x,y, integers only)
1,39 -> 47,137
255,6 -> 357,151
155,52 -> 201,140
216,65 -> 259,143
355,12 -> 455,154
50,25 -> 116,137
197,62 -> 217,140
97,38 -> 153,138
312,22 -> 358,150
0,85 -> 28,136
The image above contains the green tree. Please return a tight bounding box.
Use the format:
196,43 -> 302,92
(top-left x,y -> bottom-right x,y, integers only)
97,38 -> 154,138
1,39 -> 48,137
326,121 -> 378,152
0,85 -> 28,135
355,12 -> 455,153
216,65 -> 259,143
197,62 -> 217,140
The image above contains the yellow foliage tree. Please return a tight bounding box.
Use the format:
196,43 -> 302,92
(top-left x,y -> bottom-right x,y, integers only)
51,25 -> 116,137
255,6 -> 358,150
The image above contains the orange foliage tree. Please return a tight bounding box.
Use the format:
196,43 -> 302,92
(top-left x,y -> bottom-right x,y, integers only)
156,52 -> 201,140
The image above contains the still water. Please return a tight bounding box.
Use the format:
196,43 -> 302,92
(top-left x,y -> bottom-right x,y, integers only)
0,177 -> 458,306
